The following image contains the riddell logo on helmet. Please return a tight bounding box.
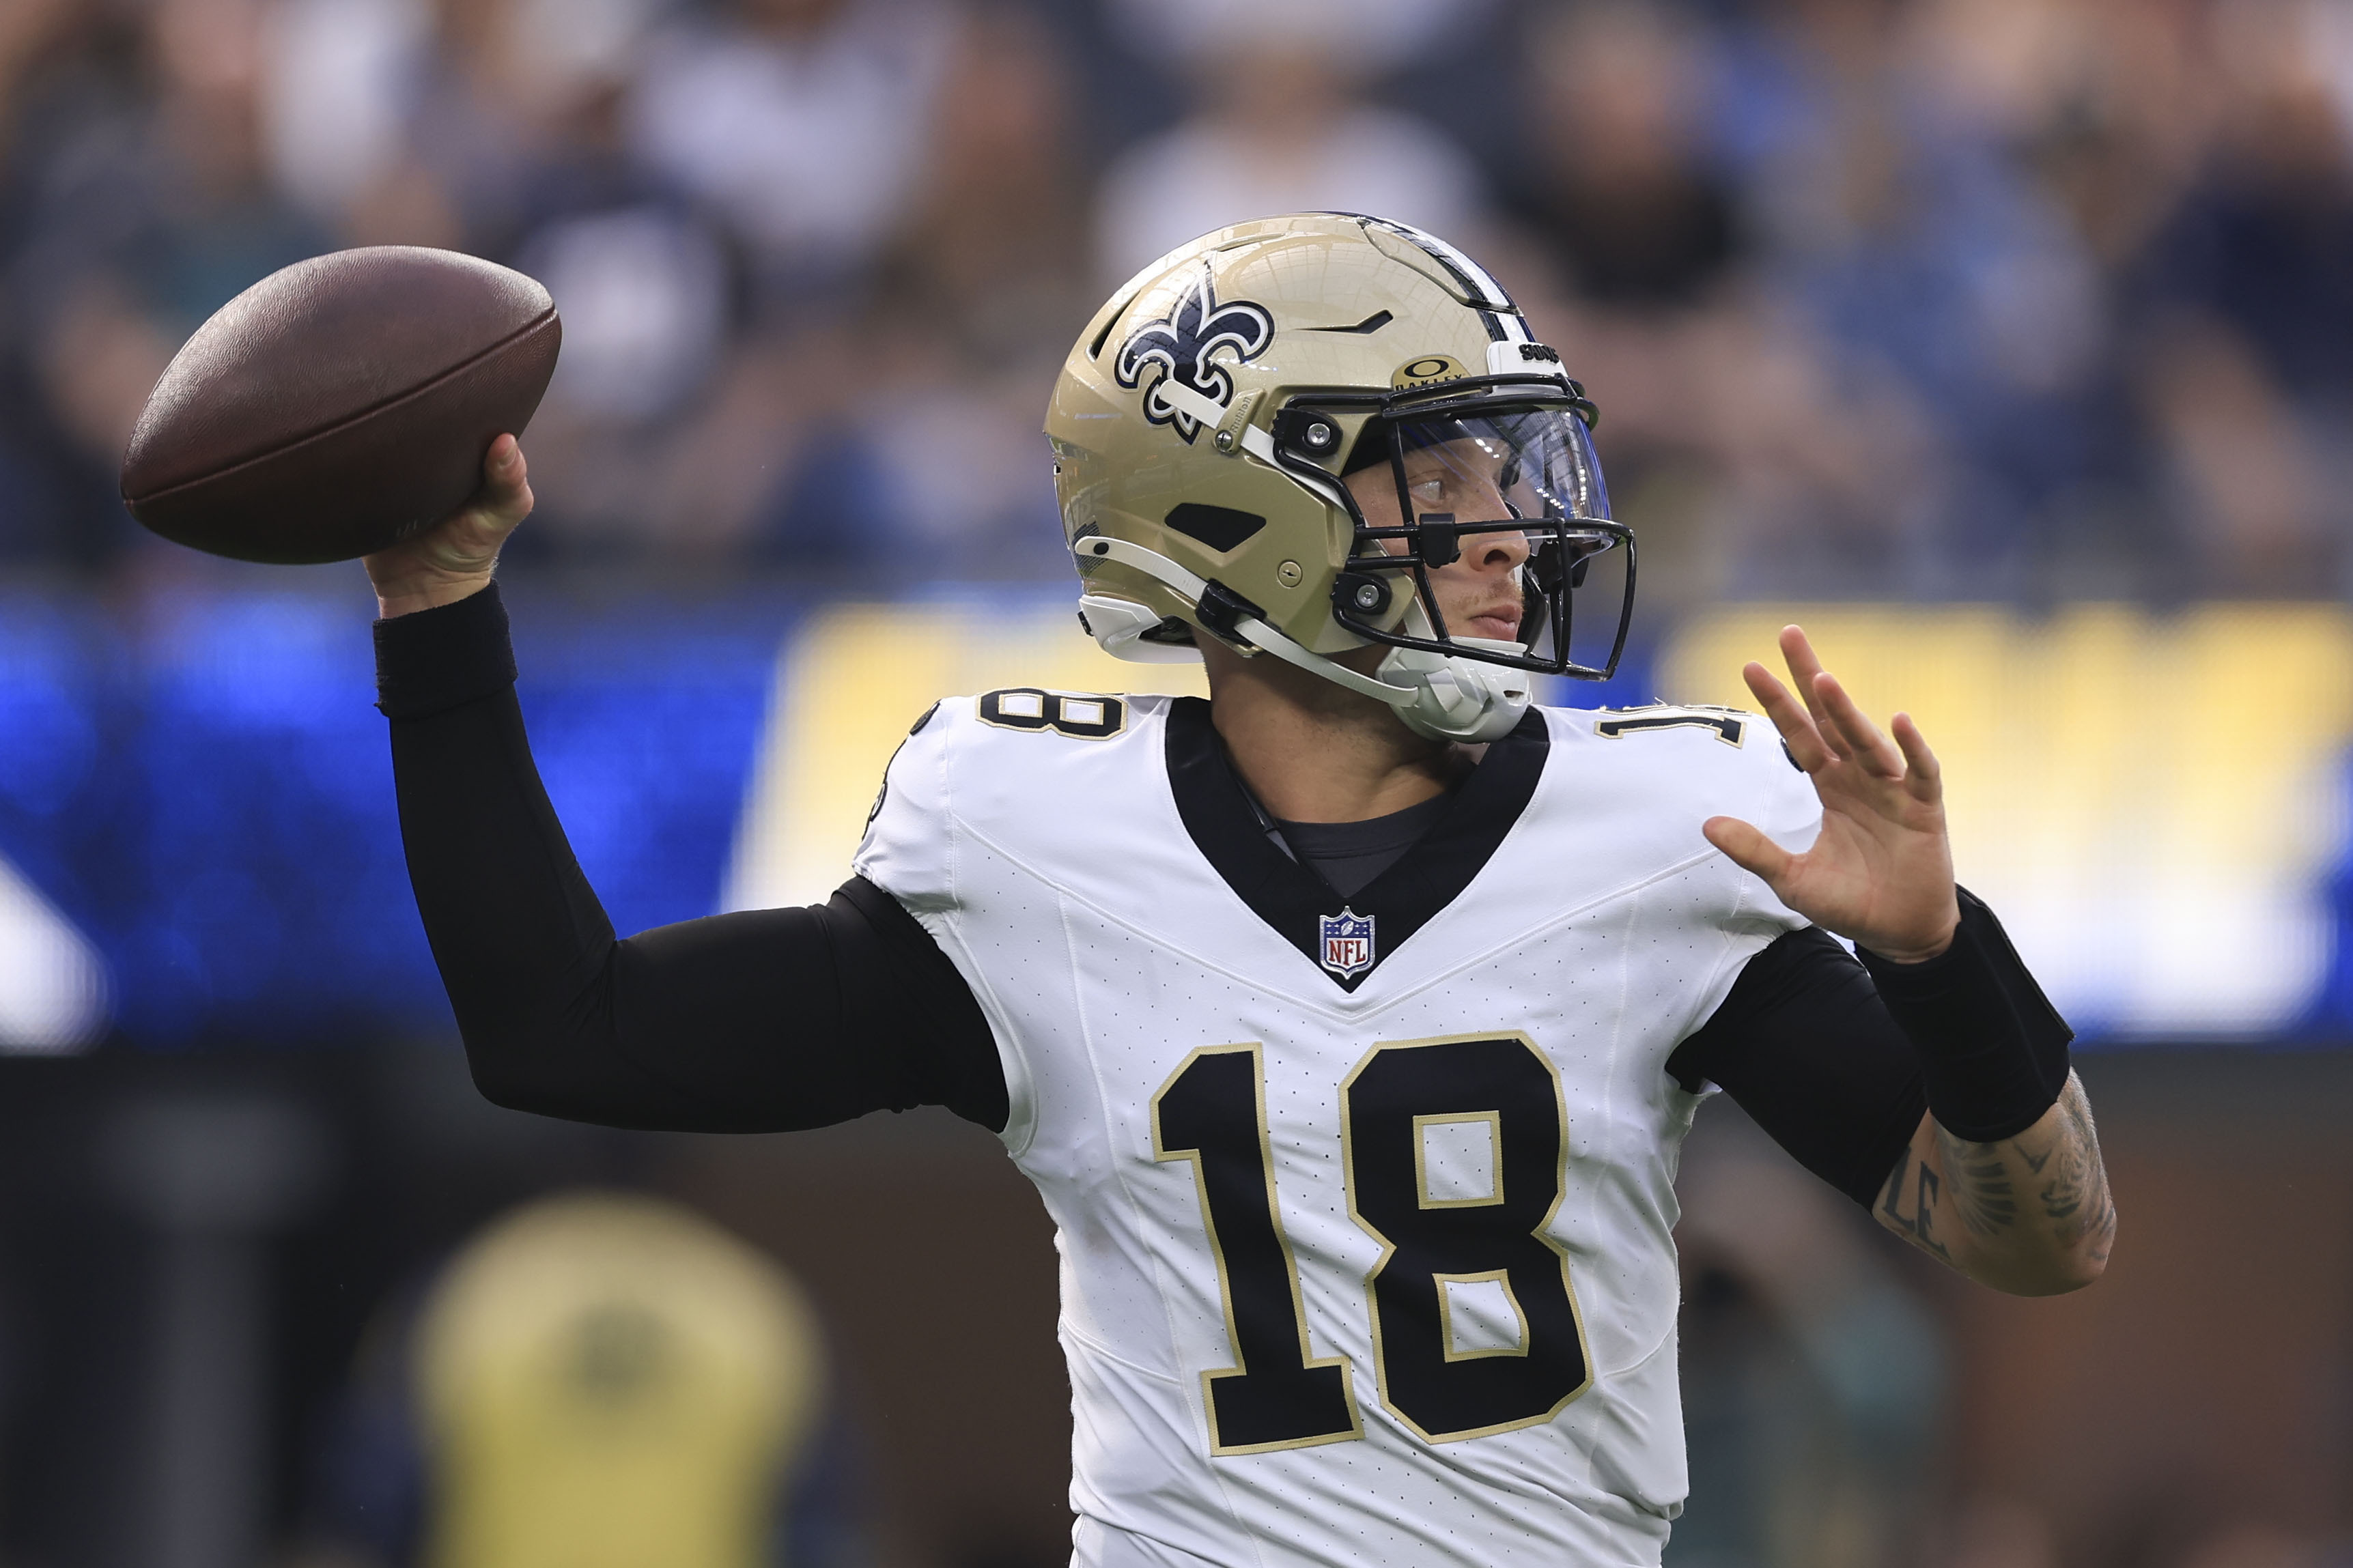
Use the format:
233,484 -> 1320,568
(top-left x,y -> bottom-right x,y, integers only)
1392,355 -> 1468,390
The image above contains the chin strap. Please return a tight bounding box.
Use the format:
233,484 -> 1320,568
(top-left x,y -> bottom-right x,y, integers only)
1071,534 -> 1532,743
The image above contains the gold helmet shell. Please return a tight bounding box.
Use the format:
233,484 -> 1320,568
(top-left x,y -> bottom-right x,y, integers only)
1045,213 -> 1629,736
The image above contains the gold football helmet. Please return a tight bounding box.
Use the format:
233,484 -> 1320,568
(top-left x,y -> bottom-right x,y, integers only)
1045,212 -> 1631,742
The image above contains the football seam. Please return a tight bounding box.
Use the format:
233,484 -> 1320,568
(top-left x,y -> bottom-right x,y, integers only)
122,307 -> 561,506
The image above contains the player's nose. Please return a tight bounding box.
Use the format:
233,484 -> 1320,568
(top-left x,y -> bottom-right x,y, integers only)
1470,526 -> 1531,574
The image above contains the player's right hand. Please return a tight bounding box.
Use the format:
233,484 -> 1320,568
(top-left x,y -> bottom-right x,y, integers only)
365,434 -> 534,620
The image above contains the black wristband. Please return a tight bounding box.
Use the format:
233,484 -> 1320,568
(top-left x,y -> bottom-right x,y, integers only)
374,582 -> 516,719
1858,887 -> 2073,1142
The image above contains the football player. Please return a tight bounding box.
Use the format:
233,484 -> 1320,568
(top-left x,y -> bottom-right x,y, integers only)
367,214 -> 2111,1567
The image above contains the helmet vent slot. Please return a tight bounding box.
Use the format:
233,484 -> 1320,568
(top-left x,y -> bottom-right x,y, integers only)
1164,503 -> 1266,552
1301,310 -> 1394,335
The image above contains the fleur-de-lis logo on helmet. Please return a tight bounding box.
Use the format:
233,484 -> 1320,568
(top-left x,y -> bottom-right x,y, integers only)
1112,264 -> 1275,443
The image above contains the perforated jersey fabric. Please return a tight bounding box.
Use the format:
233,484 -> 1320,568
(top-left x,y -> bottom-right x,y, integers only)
854,691 -> 1822,1568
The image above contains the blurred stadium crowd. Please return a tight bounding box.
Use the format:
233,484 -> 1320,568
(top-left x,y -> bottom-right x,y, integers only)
5,0 -> 2353,600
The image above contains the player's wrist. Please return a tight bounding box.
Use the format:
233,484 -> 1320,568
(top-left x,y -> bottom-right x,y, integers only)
373,579 -> 516,718
1859,888 -> 2072,1142
372,567 -> 497,621
1856,912 -> 1958,966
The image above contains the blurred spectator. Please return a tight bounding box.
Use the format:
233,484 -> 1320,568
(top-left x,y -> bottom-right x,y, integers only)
2,0 -> 330,567
2130,307 -> 2337,593
259,0 -> 436,233
1710,0 -> 2115,594
1510,1 -> 1747,312
1491,0 -> 1760,612
626,0 -> 956,317
1093,0 -> 1490,281
305,1190 -> 864,1568
839,0 -> 1095,580
481,7 -> 737,555
1488,3 -> 1954,607
262,0 -> 742,555
0,0 -> 94,560
0,0 -> 2344,597
1912,0 -> 2213,270
2139,1 -> 2353,410
2127,0 -> 2353,593
648,0 -> 1095,577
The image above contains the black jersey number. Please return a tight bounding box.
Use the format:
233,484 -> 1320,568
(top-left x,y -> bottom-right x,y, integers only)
1344,1037 -> 1590,1441
1594,704 -> 1745,745
977,688 -> 1125,739
1152,1034 -> 1588,1454
1153,1046 -> 1362,1453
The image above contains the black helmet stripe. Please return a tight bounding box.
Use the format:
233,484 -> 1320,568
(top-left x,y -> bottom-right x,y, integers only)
1349,214 -> 1518,312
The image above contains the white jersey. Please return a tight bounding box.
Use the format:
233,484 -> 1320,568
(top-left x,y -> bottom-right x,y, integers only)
854,691 -> 1819,1568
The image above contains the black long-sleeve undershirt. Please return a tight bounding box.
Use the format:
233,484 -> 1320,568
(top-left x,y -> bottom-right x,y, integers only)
381,584 -> 1004,1133
381,584 -> 1927,1205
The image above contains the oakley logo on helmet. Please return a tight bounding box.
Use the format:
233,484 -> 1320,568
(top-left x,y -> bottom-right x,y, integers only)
1114,265 -> 1274,443
1392,355 -> 1468,390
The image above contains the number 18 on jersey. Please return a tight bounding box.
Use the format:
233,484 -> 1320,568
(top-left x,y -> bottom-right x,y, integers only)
1153,1034 -> 1592,1453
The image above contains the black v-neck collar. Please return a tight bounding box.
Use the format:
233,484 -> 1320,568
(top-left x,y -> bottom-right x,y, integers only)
1163,697 -> 1551,993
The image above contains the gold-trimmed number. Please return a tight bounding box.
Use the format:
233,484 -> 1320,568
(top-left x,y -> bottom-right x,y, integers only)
1152,1046 -> 1362,1454
1594,704 -> 1746,745
1342,1035 -> 1592,1442
978,688 -> 1126,739
1158,1034 -> 1592,1455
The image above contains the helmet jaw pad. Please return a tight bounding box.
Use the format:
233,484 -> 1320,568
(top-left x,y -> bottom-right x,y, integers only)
1068,532 -> 1529,743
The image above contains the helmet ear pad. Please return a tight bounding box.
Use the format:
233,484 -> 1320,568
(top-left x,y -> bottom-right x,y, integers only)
1076,593 -> 1201,663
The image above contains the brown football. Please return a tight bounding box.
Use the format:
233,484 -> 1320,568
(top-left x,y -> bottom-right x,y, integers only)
120,246 -> 562,564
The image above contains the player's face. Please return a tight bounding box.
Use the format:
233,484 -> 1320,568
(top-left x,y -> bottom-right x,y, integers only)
1344,436 -> 1531,644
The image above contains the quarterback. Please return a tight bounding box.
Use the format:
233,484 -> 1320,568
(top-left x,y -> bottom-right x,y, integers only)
368,215 -> 2111,1567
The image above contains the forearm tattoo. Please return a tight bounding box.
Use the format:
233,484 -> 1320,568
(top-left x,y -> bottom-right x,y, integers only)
1881,1074 -> 2113,1274
1877,1156 -> 1951,1261
2031,1084 -> 2117,1266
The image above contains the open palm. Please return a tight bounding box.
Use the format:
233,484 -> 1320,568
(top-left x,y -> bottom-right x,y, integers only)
1702,626 -> 1960,963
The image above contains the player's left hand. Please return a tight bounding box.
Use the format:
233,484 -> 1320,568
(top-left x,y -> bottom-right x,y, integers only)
1702,625 -> 1960,963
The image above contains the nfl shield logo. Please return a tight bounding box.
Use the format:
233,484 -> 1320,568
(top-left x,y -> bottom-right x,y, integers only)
1319,908 -> 1376,979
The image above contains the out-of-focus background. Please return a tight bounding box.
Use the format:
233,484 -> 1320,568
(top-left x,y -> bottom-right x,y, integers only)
0,0 -> 2348,1563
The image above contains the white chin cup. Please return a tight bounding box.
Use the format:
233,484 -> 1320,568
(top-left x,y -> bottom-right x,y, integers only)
1375,638 -> 1533,743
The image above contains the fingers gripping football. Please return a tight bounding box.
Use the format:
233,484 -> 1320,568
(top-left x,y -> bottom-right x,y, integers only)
1701,625 -> 1960,963
365,435 -> 534,620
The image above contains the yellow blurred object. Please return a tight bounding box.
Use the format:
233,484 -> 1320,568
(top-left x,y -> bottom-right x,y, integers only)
723,601 -> 1207,912
721,599 -> 2353,1035
1664,604 -> 2353,1033
414,1193 -> 825,1568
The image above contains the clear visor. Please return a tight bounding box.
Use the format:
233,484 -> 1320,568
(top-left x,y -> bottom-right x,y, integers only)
1385,405 -> 1612,527
1342,403 -> 1630,676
